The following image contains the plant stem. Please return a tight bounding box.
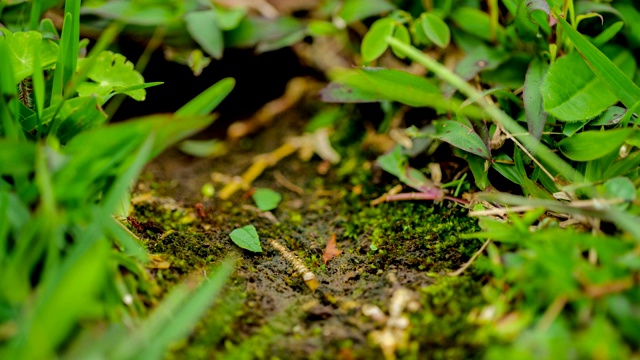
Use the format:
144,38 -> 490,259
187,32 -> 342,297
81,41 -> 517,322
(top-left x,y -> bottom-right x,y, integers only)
386,37 -> 580,183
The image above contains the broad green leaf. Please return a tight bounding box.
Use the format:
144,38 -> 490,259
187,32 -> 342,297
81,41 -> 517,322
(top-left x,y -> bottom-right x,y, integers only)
185,10 -> 223,59
555,14 -> 640,111
338,0 -> 395,24
541,45 -> 636,121
420,13 -> 450,48
524,57 -> 548,139
433,120 -> 491,159
322,67 -> 487,119
229,225 -> 262,252
361,18 -> 395,62
454,148 -> 490,189
0,29 -> 59,83
557,128 -> 634,161
252,188 -> 282,211
176,77 -> 235,116
76,51 -> 146,101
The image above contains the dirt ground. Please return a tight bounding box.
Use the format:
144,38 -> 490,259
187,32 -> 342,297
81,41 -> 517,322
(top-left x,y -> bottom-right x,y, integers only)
127,107 -> 486,359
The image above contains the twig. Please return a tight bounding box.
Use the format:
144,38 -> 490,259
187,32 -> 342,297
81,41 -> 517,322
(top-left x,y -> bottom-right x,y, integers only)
448,239 -> 491,276
273,170 -> 304,195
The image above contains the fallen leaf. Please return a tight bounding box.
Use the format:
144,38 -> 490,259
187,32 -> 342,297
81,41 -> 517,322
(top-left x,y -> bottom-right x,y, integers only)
148,254 -> 171,269
322,233 -> 343,265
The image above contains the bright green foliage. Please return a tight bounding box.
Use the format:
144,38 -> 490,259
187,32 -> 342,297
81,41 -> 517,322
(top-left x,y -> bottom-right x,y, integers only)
541,46 -> 636,121
76,51 -> 147,101
0,1 -> 236,358
419,13 -> 450,48
229,225 -> 263,253
252,188 -> 282,211
0,29 -> 59,83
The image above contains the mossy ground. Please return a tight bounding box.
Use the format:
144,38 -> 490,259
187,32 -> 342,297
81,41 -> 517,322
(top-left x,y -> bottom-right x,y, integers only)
126,110 -> 488,359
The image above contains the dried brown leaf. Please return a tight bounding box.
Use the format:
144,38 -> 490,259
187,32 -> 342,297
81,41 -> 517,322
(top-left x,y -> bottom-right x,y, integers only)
322,233 -> 343,265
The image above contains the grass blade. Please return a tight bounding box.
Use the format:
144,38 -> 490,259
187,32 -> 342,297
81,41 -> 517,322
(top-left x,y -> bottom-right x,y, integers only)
176,77 -> 235,116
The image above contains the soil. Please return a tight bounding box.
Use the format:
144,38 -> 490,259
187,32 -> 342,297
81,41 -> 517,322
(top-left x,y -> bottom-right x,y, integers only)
126,105 -> 488,359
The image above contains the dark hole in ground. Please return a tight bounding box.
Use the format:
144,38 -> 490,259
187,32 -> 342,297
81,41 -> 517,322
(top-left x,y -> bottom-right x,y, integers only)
112,41 -> 320,134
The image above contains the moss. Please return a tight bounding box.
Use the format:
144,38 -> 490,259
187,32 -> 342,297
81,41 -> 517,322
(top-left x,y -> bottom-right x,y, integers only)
129,143 -> 487,359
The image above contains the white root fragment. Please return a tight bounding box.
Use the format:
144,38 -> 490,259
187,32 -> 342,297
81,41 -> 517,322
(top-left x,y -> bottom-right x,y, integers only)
269,239 -> 318,292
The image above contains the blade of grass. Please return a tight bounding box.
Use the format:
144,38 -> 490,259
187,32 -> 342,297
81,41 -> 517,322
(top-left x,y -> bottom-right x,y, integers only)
386,37 -> 579,183
555,13 -> 640,109
176,77 -> 235,116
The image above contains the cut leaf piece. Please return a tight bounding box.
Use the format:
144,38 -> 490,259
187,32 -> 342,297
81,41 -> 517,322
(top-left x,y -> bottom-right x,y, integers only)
229,225 -> 262,252
76,51 -> 146,100
252,188 -> 282,211
433,120 -> 491,159
557,128 -> 634,161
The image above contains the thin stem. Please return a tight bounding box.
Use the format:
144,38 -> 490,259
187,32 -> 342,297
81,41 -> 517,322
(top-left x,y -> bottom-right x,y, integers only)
386,38 -> 580,183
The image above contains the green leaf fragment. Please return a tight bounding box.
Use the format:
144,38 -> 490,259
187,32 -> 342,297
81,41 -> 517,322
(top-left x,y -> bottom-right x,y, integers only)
252,188 -> 282,211
229,225 -> 263,253
76,51 -> 146,101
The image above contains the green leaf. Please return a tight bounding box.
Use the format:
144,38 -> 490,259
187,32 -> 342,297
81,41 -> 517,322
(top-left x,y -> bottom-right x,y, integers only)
252,188 -> 282,211
176,77 -> 235,116
524,57 -> 548,139
229,225 -> 263,252
338,0 -> 395,24
541,45 -> 636,121
589,106 -> 626,126
185,10 -> 223,59
555,13 -> 640,111
177,139 -> 227,158
602,177 -> 636,202
450,7 -> 505,42
420,13 -> 450,48
390,24 -> 410,58
433,120 -> 491,159
361,18 -> 395,62
76,51 -> 146,101
0,29 -> 59,83
321,67 -> 487,119
213,6 -> 246,31
377,145 -> 435,192
557,128 -> 634,161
